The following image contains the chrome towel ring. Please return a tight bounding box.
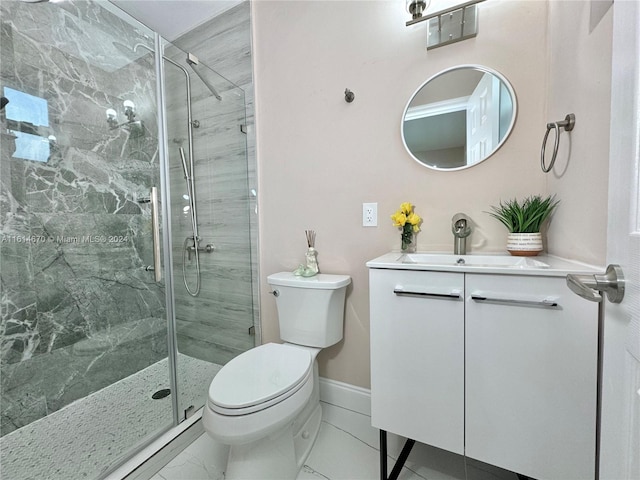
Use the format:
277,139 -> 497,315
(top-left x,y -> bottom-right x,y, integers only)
541,113 -> 575,172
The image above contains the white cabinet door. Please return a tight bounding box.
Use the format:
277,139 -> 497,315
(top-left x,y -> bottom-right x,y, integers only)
370,269 -> 464,454
465,274 -> 599,480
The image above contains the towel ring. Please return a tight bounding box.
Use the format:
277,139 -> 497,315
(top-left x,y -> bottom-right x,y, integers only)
541,113 -> 575,173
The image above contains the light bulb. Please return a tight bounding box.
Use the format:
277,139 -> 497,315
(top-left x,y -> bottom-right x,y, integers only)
123,100 -> 136,122
407,0 -> 431,19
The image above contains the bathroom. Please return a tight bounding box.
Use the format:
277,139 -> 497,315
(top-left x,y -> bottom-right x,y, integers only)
0,0 -> 638,479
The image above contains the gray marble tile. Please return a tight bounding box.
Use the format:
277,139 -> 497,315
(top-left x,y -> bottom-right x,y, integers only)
1,0 -> 167,437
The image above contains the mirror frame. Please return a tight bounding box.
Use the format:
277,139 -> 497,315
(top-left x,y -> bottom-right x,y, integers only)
401,64 -> 518,172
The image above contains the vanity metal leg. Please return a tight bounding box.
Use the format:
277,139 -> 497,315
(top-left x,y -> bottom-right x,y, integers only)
379,429 -> 416,480
380,430 -> 387,480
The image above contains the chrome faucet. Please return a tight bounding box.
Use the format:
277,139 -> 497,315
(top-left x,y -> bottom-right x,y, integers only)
452,213 -> 472,255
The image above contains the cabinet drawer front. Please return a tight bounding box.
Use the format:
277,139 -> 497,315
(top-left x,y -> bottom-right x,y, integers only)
370,269 -> 464,454
465,274 -> 598,480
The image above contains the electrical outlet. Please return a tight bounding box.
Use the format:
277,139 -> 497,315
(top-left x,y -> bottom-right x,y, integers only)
363,203 -> 377,227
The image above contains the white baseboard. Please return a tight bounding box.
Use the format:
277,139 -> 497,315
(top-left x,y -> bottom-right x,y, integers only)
318,377 -> 371,417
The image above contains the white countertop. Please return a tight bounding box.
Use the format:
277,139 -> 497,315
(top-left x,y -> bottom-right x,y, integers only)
366,252 -> 602,277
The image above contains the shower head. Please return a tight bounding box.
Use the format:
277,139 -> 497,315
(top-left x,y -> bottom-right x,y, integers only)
113,42 -> 154,69
133,43 -> 154,54
112,41 -> 134,56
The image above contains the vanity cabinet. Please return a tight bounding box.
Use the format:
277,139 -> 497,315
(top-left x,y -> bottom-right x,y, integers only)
370,269 -> 465,454
465,274 -> 597,480
369,264 -> 599,480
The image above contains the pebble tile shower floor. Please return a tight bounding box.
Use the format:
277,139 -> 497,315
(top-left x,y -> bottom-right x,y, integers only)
0,354 -> 220,480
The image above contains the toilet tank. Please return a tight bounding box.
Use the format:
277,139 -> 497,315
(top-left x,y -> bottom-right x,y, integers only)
267,272 -> 351,348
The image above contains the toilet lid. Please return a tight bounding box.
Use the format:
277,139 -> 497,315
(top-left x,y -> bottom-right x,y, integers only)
209,343 -> 312,410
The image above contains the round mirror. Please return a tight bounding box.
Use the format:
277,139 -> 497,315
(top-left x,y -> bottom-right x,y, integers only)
401,65 -> 517,171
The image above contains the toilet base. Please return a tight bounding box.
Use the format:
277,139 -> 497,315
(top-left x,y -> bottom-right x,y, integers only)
225,424 -> 297,480
223,403 -> 322,479
293,402 -> 322,470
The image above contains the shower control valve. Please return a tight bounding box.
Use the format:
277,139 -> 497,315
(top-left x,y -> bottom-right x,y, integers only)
185,238 -> 214,260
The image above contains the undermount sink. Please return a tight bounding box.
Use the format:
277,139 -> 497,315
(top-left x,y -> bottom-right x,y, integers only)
400,253 -> 551,269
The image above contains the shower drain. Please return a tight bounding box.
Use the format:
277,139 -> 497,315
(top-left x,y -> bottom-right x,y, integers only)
151,388 -> 171,400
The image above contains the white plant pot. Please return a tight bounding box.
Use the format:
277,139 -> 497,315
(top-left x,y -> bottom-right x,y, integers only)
506,232 -> 543,256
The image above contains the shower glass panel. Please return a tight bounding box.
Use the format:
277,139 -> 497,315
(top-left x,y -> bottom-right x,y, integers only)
0,1 -> 172,478
162,38 -> 254,420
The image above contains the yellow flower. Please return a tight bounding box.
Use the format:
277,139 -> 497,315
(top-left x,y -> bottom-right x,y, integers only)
391,211 -> 407,227
400,202 -> 413,215
391,202 -> 423,251
407,212 -> 421,232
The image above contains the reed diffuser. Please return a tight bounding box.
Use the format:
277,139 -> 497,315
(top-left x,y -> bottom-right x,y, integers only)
304,230 -> 319,275
294,230 -> 319,277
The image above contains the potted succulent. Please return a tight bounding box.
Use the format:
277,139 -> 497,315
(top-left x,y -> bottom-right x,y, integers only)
487,195 -> 559,256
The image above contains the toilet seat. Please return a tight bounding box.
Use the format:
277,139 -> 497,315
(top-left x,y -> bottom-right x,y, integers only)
208,343 -> 313,416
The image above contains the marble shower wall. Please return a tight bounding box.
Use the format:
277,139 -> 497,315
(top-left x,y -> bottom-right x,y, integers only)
166,1 -> 257,367
0,1 -> 168,436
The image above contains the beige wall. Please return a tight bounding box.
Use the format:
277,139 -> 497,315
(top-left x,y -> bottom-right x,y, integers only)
545,0 -> 612,265
252,0 -> 611,388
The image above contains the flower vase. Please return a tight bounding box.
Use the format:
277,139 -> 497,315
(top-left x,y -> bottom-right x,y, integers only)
401,230 -> 416,253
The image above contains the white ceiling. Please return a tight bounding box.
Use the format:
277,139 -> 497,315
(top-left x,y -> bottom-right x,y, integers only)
109,0 -> 242,41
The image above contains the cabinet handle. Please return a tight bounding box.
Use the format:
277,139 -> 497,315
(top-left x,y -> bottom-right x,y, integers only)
471,295 -> 558,308
394,288 -> 462,300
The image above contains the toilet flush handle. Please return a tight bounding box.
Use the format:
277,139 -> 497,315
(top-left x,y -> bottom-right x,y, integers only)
271,289 -> 280,297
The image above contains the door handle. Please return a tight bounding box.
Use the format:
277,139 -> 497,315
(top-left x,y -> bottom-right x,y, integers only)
566,264 -> 624,303
150,187 -> 162,282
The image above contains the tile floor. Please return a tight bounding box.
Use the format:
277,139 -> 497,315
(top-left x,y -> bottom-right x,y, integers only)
151,402 -> 519,480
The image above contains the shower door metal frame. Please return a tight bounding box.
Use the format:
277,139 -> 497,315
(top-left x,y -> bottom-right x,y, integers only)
154,32 -> 180,426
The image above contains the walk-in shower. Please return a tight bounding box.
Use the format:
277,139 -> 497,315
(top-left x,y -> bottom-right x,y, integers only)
0,1 -> 255,478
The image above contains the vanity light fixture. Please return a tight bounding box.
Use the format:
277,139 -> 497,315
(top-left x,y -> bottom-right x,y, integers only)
106,103 -> 145,137
406,0 -> 485,50
123,100 -> 136,122
406,0 -> 431,20
106,108 -> 118,129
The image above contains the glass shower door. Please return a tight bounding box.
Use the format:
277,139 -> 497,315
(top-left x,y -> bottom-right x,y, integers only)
0,1 -> 173,478
161,38 -> 254,420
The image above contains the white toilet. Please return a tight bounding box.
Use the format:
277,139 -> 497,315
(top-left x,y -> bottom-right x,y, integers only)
202,272 -> 351,479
